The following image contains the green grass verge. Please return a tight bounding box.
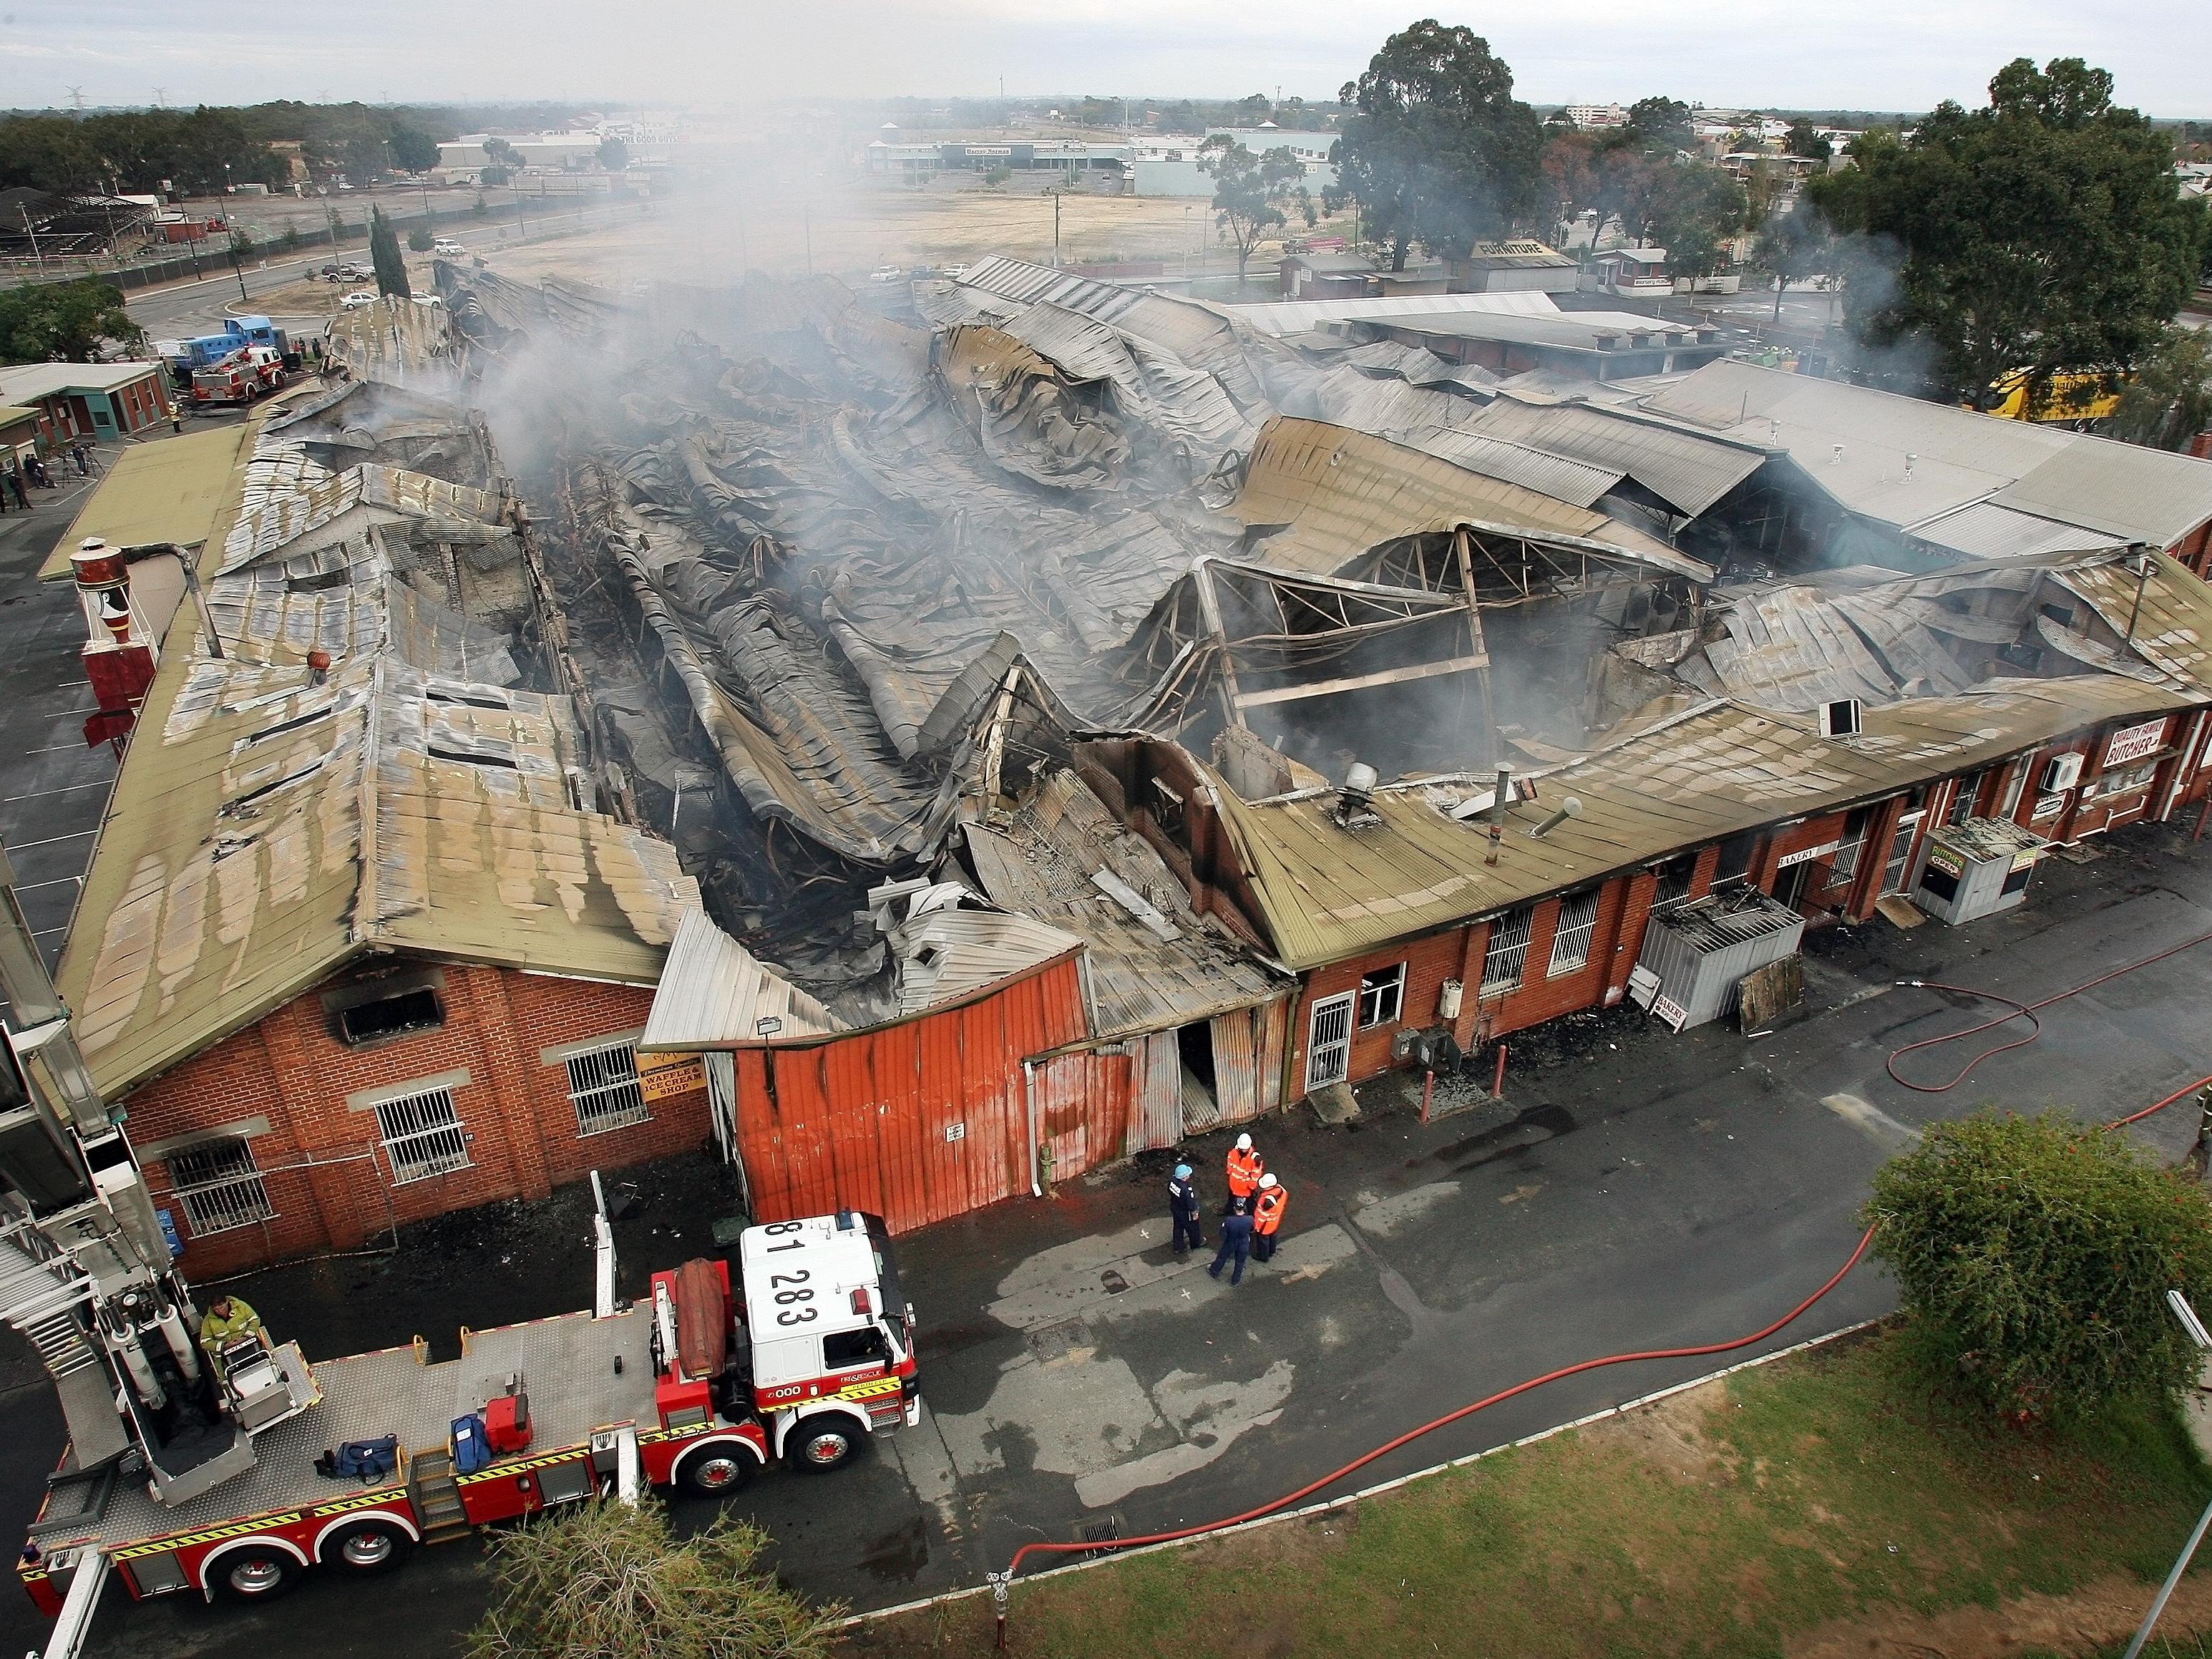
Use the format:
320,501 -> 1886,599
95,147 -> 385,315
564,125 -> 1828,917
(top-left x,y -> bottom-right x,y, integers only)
849,1328 -> 2212,1658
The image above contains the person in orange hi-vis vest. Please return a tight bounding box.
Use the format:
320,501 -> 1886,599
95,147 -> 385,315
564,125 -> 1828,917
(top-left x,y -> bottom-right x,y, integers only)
1225,1133 -> 1262,1201
1252,1173 -> 1287,1262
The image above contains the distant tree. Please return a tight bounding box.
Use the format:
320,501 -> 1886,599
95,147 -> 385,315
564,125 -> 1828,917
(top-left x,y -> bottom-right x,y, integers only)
1783,119 -> 1834,162
1538,127 -> 1600,244
1198,136 -> 1312,281
2108,326 -> 2212,452
1809,57 -> 2209,409
1867,1111 -> 2212,1422
1645,160 -> 1748,274
597,136 -> 629,172
0,276 -> 142,363
1328,19 -> 1543,271
388,127 -> 439,174
368,205 -> 410,298
479,165 -> 510,188
407,225 -> 434,251
1590,145 -> 1668,245
466,1498 -> 840,1659
1753,200 -> 1835,318
482,137 -> 518,167
1622,96 -> 1695,155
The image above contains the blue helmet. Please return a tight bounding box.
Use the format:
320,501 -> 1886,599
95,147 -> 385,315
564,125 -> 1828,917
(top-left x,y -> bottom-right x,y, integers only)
1174,1163 -> 1192,1179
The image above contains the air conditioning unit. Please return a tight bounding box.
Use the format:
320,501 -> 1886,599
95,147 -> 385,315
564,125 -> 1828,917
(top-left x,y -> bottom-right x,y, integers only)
2042,753 -> 2083,794
1818,699 -> 1863,739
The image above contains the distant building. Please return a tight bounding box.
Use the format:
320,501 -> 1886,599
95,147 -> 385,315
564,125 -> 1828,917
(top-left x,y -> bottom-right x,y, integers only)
1561,102 -> 1628,129
1587,246 -> 1672,296
1280,252 -> 1376,298
864,138 -> 1130,185
1359,306 -> 1728,382
1447,240 -> 1581,295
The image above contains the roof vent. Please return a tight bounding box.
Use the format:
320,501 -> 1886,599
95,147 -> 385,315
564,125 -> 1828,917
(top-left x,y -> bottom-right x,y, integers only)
1593,331 -> 1618,350
1529,797 -> 1583,838
1831,443 -> 1845,465
1334,762 -> 1380,829
1902,452 -> 1916,482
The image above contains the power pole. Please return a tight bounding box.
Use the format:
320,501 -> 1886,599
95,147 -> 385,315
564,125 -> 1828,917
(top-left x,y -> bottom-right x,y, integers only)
1053,190 -> 1061,266
20,205 -> 42,268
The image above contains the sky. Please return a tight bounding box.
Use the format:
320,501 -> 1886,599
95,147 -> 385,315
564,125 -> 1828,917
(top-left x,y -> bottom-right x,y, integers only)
5,0 -> 2204,119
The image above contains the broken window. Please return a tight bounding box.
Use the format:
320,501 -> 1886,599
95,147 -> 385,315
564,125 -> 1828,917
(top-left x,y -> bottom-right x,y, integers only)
167,1138 -> 274,1237
1548,890 -> 1600,977
1356,963 -> 1406,1029
337,986 -> 444,1046
1829,808 -> 1872,882
374,1086 -> 469,1185
1481,908 -> 1534,994
1651,857 -> 1695,910
566,1042 -> 651,1137
1149,778 -> 1187,839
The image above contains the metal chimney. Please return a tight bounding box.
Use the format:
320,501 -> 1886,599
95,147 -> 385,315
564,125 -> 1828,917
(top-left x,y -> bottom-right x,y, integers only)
1530,797 -> 1584,838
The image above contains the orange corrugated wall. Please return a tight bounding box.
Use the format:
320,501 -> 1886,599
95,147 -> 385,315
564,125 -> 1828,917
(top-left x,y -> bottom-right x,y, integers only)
731,958 -> 1094,1234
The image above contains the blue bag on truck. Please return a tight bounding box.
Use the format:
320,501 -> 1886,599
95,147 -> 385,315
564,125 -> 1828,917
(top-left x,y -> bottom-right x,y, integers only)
451,1412 -> 492,1475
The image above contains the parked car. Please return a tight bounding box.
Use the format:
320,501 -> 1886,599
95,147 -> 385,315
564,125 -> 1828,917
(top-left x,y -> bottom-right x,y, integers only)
432,240 -> 465,257
409,293 -> 444,308
867,266 -> 907,284
941,262 -> 971,280
339,291 -> 378,309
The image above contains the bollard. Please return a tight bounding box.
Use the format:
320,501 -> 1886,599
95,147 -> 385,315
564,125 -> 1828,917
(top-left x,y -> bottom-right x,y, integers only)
1492,1042 -> 1508,1101
1420,1068 -> 1435,1123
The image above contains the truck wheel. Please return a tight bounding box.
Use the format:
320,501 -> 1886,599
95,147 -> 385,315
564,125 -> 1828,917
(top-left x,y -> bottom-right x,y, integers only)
674,1446 -> 754,1497
788,1416 -> 862,1474
318,1519 -> 413,1575
210,1545 -> 303,1602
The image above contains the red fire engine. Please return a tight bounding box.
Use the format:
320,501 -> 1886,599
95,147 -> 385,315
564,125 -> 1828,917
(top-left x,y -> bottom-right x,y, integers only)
1,831 -> 920,1653
187,344 -> 286,407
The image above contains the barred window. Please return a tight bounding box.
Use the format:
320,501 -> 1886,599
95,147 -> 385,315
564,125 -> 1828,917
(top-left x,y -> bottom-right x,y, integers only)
168,1138 -> 274,1237
1481,908 -> 1534,994
374,1088 -> 470,1185
1829,807 -> 1872,882
1651,857 -> 1695,911
1547,890 -> 1601,977
567,1043 -> 651,1137
1356,963 -> 1406,1030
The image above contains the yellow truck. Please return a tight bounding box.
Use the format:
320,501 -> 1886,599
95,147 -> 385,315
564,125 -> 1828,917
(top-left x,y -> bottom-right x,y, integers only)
1974,369 -> 2122,427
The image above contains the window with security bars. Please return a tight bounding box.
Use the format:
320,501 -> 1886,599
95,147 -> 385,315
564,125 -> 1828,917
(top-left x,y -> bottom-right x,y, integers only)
1829,808 -> 1872,882
1481,907 -> 1534,993
374,1087 -> 470,1184
1547,890 -> 1600,977
167,1137 -> 274,1237
567,1042 -> 651,1137
1651,857 -> 1695,910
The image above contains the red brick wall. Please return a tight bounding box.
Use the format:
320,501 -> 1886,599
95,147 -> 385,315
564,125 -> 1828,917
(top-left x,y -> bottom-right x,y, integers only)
126,963 -> 706,1275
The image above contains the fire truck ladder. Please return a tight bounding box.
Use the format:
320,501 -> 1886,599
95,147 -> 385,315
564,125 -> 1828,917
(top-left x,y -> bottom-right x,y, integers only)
0,1203 -> 127,1466
406,1446 -> 474,1544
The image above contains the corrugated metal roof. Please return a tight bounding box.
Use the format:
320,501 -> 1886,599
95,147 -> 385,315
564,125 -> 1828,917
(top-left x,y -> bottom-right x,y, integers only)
987,301 -> 1256,457
1233,417 -> 1704,580
1201,290 -> 1564,341
41,424 -> 252,580
887,900 -> 1085,1016
2056,557 -> 2212,697
640,910 -> 846,1049
55,416 -> 700,1099
1909,501 -> 2128,561
323,294 -> 462,391
963,769 -> 1284,1038
1638,361 -> 2212,549
1208,675 -> 2190,968
1408,428 -> 1624,510
1468,396 -> 1765,516
1377,308 -> 1702,354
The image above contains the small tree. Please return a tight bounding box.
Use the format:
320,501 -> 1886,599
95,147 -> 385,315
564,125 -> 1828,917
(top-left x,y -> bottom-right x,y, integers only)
1198,136 -> 1312,282
1753,200 -> 1834,319
368,205 -> 411,299
479,165 -> 510,188
597,136 -> 630,172
483,137 -> 519,167
1866,1111 -> 2212,1422
407,226 -> 434,252
467,1498 -> 842,1659
2109,326 -> 2212,452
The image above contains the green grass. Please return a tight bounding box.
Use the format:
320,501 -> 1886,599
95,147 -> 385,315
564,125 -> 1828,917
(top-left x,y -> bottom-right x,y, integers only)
849,1328 -> 2212,1658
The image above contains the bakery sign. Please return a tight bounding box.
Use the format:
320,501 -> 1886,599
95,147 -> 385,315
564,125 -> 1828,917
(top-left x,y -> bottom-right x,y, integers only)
2104,718 -> 2168,768
638,1050 -> 706,1101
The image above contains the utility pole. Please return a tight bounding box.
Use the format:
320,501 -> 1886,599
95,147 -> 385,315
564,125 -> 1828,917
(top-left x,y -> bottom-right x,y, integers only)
20,205 -> 42,268
1053,190 -> 1061,266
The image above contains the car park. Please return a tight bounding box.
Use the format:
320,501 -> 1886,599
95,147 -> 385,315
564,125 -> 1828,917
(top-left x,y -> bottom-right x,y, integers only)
339,291 -> 378,309
867,266 -> 907,284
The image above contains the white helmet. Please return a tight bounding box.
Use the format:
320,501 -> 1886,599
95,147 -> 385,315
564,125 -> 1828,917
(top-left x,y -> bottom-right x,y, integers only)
1259,1172 -> 1278,1190
1235,1133 -> 1252,1151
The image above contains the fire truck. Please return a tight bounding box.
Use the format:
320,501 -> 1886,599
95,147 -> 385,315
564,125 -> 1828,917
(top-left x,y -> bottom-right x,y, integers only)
187,344 -> 287,407
0,842 -> 920,1656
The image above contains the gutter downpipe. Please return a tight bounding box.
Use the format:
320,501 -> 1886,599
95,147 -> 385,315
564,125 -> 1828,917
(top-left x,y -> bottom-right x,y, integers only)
1022,1060 -> 1042,1197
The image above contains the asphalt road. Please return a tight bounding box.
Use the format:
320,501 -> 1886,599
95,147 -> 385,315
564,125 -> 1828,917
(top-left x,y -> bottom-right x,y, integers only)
3,805 -> 2209,1657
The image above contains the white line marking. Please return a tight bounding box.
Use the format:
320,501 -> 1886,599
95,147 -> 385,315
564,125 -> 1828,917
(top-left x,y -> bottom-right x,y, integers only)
5,779 -> 112,802
1,827 -> 97,850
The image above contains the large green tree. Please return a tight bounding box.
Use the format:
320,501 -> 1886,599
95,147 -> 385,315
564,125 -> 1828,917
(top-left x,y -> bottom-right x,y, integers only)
2108,326 -> 2212,452
367,205 -> 410,298
468,1498 -> 839,1659
1808,57 -> 2209,408
1197,137 -> 1312,282
1866,1111 -> 2212,1422
1753,201 -> 1836,319
1646,159 -> 1748,274
1328,19 -> 1543,271
0,277 -> 142,363
388,127 -> 440,174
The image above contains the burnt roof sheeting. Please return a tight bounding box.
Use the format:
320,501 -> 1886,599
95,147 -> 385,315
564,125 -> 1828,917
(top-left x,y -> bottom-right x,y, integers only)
1909,500 -> 2128,562
2056,556 -> 2212,697
1466,396 -> 1765,516
1202,290 -> 1566,341
887,900 -> 1086,1016
1207,675 -> 2186,969
1638,360 -> 2212,550
59,420 -> 698,1098
640,908 -> 847,1048
988,301 -> 1257,459
1232,417 -> 1704,580
963,769 -> 1284,1038
1410,428 -> 1626,511
1254,359 -> 1481,442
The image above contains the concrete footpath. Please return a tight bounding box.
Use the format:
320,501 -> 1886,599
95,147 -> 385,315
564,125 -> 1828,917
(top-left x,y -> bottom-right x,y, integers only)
9,819 -> 2212,1658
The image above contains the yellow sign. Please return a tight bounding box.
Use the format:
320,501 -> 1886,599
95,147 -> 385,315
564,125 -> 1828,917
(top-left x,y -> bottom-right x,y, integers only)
638,1051 -> 706,1101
